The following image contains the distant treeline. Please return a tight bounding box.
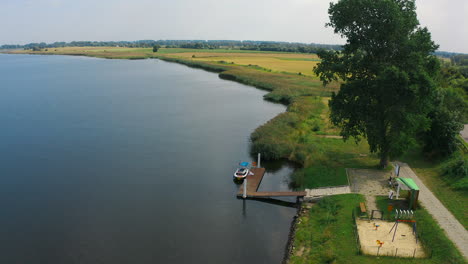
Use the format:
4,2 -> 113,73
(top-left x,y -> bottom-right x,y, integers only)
2,40 -> 465,57
0,40 -> 342,54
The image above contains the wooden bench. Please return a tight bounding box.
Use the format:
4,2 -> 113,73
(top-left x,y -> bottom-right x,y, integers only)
359,202 -> 367,214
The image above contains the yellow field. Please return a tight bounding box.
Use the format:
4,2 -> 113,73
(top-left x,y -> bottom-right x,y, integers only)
168,52 -> 320,76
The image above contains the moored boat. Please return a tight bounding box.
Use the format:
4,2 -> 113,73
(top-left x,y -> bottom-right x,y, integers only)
234,162 -> 250,179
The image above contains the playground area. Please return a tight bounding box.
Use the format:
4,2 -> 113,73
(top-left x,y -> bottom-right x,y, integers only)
356,219 -> 426,258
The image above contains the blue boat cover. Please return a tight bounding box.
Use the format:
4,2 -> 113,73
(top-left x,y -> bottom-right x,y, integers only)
239,162 -> 250,167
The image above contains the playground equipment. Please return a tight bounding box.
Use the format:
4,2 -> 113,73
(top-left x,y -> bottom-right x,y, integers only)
389,209 -> 417,243
376,240 -> 385,256
395,178 -> 420,209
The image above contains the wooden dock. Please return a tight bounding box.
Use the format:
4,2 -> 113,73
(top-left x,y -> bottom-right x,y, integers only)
237,168 -> 306,198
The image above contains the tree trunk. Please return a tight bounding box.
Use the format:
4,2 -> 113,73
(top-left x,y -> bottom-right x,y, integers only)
379,152 -> 389,169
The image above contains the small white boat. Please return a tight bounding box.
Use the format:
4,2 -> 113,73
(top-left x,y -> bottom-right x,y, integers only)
234,167 -> 249,179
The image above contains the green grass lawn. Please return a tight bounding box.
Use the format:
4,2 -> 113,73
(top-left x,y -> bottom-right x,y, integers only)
291,166 -> 348,189
289,194 -> 464,264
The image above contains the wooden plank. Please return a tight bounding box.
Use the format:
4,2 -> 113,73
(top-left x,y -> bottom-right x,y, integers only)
360,202 -> 367,213
237,168 -> 266,196
236,167 -> 306,198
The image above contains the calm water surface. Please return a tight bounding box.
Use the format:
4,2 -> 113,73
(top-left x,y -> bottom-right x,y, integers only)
0,54 -> 296,263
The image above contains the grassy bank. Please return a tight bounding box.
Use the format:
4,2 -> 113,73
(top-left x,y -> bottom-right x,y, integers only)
289,194 -> 464,264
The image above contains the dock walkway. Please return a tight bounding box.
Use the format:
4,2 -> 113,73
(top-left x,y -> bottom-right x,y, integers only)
237,168 -> 306,198
304,186 -> 351,200
236,168 -> 353,199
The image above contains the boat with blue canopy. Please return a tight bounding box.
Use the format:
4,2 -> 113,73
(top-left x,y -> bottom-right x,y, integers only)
234,162 -> 250,179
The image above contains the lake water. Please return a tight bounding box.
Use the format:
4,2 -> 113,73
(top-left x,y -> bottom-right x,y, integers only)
0,54 -> 297,263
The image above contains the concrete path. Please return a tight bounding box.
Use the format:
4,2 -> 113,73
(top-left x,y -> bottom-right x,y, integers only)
396,162 -> 468,259
304,186 -> 351,200
461,124 -> 468,143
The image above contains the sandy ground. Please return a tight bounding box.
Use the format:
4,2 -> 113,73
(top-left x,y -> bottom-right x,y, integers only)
347,168 -> 391,196
356,219 -> 426,258
347,168 -> 393,214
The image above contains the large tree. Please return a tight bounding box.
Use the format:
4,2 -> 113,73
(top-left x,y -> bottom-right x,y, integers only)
314,0 -> 440,167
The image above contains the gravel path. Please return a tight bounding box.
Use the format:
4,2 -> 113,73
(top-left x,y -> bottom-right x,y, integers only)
347,168 -> 392,212
305,186 -> 351,197
396,162 -> 468,259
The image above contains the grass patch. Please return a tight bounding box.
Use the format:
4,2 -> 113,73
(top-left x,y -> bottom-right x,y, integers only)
275,57 -> 321,62
289,194 -> 464,264
291,166 -> 348,189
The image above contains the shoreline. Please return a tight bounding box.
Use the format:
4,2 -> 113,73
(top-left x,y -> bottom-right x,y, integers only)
282,201 -> 307,264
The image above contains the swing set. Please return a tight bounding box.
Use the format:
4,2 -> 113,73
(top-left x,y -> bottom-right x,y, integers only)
389,209 -> 418,243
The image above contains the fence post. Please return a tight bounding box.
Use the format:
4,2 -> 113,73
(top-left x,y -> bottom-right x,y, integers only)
243,178 -> 247,199
257,153 -> 261,168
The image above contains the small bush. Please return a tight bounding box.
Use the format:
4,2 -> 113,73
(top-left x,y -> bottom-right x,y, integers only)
441,151 -> 468,190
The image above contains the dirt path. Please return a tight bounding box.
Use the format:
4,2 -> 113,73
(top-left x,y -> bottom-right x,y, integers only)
396,162 -> 468,259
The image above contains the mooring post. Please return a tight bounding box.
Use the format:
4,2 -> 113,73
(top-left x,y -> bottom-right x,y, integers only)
243,178 -> 247,199
257,153 -> 261,168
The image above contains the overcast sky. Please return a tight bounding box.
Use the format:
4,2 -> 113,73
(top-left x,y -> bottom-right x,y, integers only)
0,0 -> 466,53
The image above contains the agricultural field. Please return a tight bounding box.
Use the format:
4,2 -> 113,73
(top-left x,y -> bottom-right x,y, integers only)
167,51 -> 321,76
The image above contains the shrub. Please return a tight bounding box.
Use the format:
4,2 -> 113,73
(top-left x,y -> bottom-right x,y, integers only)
441,151 -> 468,190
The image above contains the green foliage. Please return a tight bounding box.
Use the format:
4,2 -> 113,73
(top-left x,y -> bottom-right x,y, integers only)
158,56 -> 229,73
422,61 -> 467,155
441,151 -> 468,191
423,97 -> 464,156
251,97 -> 326,160
450,54 -> 468,67
152,45 -> 160,52
315,0 -> 440,168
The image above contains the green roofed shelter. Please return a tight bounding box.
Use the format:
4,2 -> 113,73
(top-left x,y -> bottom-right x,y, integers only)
396,177 -> 420,209
396,178 -> 419,190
